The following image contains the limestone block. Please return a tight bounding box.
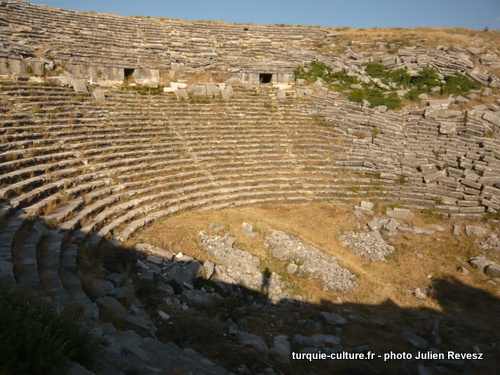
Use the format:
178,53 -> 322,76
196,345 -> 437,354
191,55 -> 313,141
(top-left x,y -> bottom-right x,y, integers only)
242,222 -> 258,239
202,260 -> 215,279
96,296 -> 128,317
170,82 -> 187,90
272,335 -> 291,363
0,58 -> 8,74
46,75 -> 72,86
387,208 -> 414,221
91,279 -> 115,299
413,227 -> 435,235
367,219 -> 381,231
189,84 -> 207,96
70,79 -> 88,93
8,59 -> 26,74
319,311 -> 347,326
480,54 -> 495,65
440,119 -> 460,134
174,88 -> 188,100
425,108 -> 462,119
206,84 -> 220,96
359,201 -> 375,211
27,60 -> 45,76
276,90 -> 287,101
374,105 -> 387,113
427,98 -> 455,110
403,331 -> 427,349
424,170 -> 446,184
384,218 -> 400,232
468,255 -> 493,271
235,331 -> 269,351
465,225 -> 489,237
467,47 -> 481,55
418,164 -> 436,173
485,263 -> 500,277
482,111 -> 500,127
92,89 -> 105,101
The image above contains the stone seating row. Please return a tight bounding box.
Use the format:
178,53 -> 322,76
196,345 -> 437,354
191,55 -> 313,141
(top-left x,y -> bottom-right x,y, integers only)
0,79 -> 495,323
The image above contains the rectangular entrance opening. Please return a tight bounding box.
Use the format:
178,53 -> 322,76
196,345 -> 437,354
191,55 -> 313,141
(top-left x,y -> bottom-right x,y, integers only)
124,68 -> 135,82
259,73 -> 272,84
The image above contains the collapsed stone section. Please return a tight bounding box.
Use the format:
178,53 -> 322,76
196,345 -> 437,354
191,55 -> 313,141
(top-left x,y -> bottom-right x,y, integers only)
199,231 -> 289,302
339,232 -> 395,262
265,230 -> 357,293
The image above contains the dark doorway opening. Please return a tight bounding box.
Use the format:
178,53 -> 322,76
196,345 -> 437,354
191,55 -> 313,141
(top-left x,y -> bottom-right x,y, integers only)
124,68 -> 135,80
259,73 -> 272,84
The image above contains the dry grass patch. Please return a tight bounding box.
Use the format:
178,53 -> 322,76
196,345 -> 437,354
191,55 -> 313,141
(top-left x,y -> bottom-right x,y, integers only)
131,202 -> 498,314
334,27 -> 500,51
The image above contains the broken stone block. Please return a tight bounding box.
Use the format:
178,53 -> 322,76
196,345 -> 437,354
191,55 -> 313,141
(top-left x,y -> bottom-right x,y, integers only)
465,225 -> 489,237
384,218 -> 400,232
319,312 -> 347,327
96,296 -> 128,317
413,227 -> 435,235
235,331 -> 269,351
70,79 -> 88,93
483,111 -> 500,127
403,330 -> 427,349
242,222 -> 259,239
439,122 -> 457,135
272,335 -> 291,363
367,218 -> 381,231
424,170 -> 447,184
91,279 -> 115,299
92,89 -> 105,101
485,263 -> 500,277
387,208 -> 414,221
468,255 -> 493,272
174,88 -> 188,100
202,260 -> 215,279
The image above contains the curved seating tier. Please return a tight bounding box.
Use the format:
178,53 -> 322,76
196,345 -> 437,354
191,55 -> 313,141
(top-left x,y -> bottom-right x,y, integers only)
0,82 -> 402,314
1,80 -> 498,317
0,0 -> 330,70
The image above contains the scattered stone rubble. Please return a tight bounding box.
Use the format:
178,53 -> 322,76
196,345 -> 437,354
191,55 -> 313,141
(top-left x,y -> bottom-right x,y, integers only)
340,231 -> 395,262
265,229 -> 358,292
199,230 -> 289,302
0,1 -> 498,373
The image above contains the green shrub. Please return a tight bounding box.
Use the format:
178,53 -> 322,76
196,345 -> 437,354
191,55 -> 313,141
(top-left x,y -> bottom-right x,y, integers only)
347,88 -> 365,104
442,74 -> 480,95
389,69 -> 412,87
363,62 -> 387,79
348,87 -> 401,109
293,61 -> 333,83
0,282 -> 97,375
409,67 -> 441,91
405,89 -> 424,101
295,62 -> 479,110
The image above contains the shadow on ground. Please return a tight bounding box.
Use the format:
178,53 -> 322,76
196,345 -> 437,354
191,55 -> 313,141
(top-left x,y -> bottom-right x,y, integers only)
90,239 -> 499,375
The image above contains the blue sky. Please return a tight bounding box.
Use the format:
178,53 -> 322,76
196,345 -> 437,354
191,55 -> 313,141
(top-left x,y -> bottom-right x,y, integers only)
29,0 -> 500,30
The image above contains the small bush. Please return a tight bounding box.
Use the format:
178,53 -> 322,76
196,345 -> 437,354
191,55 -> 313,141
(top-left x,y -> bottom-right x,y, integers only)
0,282 -> 98,375
442,74 -> 480,95
294,61 -> 333,83
409,66 -> 441,91
363,62 -> 387,79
